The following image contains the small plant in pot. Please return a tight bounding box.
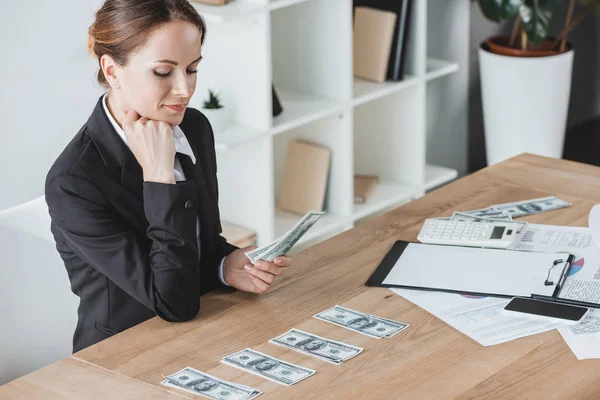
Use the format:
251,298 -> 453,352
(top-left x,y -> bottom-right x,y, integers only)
201,89 -> 230,134
475,0 -> 599,165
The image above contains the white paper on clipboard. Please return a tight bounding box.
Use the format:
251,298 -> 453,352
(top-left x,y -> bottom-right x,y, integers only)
381,243 -> 568,298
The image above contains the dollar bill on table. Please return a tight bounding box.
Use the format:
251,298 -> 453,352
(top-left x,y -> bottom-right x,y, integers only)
461,207 -> 513,220
161,367 -> 261,400
491,195 -> 571,218
313,305 -> 409,339
221,348 -> 315,386
450,212 -> 528,233
269,328 -> 363,365
245,210 -> 325,263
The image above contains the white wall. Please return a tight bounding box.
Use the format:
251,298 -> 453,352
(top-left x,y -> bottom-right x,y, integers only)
426,0 -> 470,178
0,0 -> 105,210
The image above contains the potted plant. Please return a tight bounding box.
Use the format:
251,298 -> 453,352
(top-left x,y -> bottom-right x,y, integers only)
476,0 -> 599,165
201,89 -> 230,134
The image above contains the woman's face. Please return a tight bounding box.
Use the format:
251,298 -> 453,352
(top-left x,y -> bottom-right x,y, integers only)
107,21 -> 202,126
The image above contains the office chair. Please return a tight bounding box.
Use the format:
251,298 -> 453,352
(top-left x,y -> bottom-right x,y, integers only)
0,195 -> 77,385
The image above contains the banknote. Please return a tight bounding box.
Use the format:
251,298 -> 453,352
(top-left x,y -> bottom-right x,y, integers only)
221,348 -> 315,386
491,196 -> 571,218
450,212 -> 528,233
269,329 -> 363,364
161,367 -> 260,400
245,210 -> 325,263
313,305 -> 409,339
161,380 -> 261,400
461,207 -> 512,220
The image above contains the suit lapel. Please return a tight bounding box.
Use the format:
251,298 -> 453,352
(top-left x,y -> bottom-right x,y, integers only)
86,95 -> 144,201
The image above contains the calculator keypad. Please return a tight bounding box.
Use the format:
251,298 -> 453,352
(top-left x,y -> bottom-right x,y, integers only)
418,219 -> 522,249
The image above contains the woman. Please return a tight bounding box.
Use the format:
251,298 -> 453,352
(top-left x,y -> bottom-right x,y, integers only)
44,0 -> 292,353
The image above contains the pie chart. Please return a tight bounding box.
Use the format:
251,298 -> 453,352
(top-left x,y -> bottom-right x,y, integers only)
568,257 -> 584,276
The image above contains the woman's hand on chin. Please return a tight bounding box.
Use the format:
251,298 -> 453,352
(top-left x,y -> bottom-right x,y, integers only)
222,246 -> 293,294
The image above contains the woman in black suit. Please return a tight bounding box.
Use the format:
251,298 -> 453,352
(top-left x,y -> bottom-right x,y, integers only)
45,0 -> 292,353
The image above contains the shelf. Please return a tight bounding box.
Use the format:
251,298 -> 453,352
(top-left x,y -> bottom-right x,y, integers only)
214,89 -> 344,150
424,164 -> 458,191
424,58 -> 459,82
274,208 -> 348,247
269,0 -> 315,12
215,56 -> 459,150
213,123 -> 267,150
351,181 -> 419,221
271,88 -> 345,136
352,74 -> 420,107
191,0 -> 312,22
191,1 -> 266,22
351,58 -> 458,108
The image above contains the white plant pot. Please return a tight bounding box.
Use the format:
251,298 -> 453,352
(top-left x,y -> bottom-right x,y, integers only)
479,44 -> 574,165
201,107 -> 230,134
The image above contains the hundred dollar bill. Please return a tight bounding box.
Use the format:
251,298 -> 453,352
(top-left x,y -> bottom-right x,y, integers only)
313,305 -> 409,339
161,367 -> 260,400
450,212 -> 528,233
245,210 -> 325,263
461,207 -> 512,220
161,380 -> 261,400
269,329 -> 363,364
491,196 -> 571,218
221,348 -> 315,386
373,316 -> 414,337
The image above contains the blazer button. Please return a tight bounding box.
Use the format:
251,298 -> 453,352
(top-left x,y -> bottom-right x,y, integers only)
184,200 -> 195,210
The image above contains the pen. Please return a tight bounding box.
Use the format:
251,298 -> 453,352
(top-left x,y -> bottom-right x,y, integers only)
552,254 -> 575,297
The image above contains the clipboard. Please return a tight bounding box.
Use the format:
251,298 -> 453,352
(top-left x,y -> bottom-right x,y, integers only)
365,240 -> 600,310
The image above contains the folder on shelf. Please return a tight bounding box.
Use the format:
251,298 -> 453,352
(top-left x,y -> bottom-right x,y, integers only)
354,174 -> 379,204
366,240 -> 600,310
278,140 -> 331,215
353,0 -> 414,81
353,6 -> 397,83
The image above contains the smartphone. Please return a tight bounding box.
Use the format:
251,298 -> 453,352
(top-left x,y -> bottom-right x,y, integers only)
503,297 -> 588,324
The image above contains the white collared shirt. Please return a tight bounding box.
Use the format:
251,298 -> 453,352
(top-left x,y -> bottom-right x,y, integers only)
102,93 -> 228,286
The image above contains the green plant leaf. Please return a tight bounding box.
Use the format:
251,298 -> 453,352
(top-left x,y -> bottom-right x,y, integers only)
204,88 -> 224,109
478,0 -> 524,22
519,0 -> 555,44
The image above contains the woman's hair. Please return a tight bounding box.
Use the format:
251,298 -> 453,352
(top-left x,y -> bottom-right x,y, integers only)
87,0 -> 207,89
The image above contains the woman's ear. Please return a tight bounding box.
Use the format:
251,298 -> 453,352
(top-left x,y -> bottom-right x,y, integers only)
100,54 -> 121,89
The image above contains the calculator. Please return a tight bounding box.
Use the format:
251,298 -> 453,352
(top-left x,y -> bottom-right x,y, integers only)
417,219 -> 526,249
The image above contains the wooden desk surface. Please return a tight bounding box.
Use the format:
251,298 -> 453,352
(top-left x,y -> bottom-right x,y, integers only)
3,154 -> 600,399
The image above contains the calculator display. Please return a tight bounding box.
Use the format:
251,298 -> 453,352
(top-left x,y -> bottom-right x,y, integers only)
490,226 -> 505,239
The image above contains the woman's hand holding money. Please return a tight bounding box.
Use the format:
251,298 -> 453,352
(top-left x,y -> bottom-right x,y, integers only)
223,246 -> 293,293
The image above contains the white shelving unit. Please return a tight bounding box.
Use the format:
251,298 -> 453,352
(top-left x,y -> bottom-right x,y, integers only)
190,0 -> 459,248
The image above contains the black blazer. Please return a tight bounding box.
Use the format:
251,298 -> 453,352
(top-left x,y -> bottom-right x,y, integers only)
45,95 -> 238,353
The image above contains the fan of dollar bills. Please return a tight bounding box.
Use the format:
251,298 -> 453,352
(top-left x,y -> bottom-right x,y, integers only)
436,195 -> 571,225
245,210 -> 325,263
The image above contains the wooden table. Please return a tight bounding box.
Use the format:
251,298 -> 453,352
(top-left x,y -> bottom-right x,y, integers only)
3,154 -> 600,399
